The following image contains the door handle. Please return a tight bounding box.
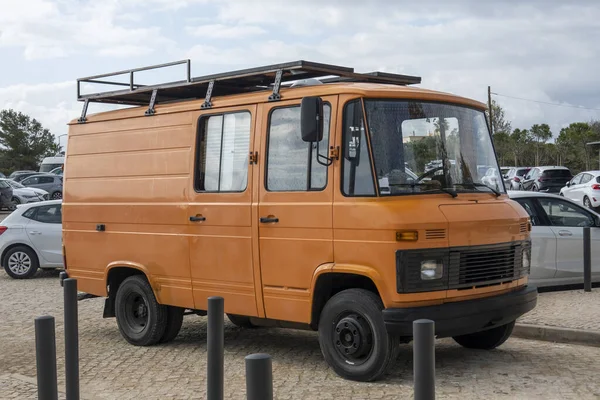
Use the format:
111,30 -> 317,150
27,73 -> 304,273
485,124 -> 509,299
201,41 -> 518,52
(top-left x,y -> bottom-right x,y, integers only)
189,215 -> 206,222
558,230 -> 573,236
260,216 -> 279,223
29,231 -> 42,235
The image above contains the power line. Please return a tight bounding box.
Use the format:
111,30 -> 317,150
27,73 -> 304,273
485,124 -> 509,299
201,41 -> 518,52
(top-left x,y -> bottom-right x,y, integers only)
491,92 -> 600,112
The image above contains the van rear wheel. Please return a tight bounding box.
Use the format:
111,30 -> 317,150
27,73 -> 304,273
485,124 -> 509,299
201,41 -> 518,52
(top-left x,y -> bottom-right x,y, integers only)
318,289 -> 400,382
227,314 -> 255,328
115,275 -> 167,346
452,321 -> 515,350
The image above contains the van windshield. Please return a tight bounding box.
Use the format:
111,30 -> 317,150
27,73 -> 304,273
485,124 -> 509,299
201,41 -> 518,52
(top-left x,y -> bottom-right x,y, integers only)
364,100 -> 504,195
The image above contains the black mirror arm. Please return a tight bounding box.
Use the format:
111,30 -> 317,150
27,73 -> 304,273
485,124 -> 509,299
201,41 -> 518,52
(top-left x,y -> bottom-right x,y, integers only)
315,140 -> 333,167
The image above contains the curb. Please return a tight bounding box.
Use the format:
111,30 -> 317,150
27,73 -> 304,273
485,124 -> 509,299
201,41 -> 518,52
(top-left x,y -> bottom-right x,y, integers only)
514,323 -> 600,347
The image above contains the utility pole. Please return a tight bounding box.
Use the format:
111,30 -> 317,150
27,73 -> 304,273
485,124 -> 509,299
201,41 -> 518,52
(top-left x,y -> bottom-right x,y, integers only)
488,86 -> 493,136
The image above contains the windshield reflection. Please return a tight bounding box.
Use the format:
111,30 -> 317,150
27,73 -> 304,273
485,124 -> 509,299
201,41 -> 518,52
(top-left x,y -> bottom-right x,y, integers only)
364,100 -> 504,196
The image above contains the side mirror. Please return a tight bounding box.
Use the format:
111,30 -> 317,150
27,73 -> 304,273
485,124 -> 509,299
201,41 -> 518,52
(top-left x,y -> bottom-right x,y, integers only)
566,181 -> 571,187
300,96 -> 324,143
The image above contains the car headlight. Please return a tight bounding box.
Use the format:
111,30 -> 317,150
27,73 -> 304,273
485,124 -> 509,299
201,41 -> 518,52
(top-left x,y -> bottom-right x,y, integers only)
420,260 -> 444,280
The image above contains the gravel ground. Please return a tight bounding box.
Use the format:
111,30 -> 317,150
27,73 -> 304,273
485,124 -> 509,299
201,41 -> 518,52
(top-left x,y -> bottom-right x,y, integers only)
1,270 -> 600,399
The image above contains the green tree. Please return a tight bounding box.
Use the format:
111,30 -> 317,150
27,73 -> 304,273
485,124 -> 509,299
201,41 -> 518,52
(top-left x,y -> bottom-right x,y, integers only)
492,131 -> 511,166
0,109 -> 60,173
529,124 -> 552,166
487,100 -> 512,135
508,128 -> 531,167
556,122 -> 600,172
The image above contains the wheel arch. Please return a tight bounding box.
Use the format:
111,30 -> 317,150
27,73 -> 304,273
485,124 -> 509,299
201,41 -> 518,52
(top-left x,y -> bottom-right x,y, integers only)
103,262 -> 153,318
1,243 -> 41,268
309,264 -> 386,330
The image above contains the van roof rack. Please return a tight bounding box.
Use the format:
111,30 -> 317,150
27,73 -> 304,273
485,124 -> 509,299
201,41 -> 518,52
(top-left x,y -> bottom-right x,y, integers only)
75,59 -> 421,123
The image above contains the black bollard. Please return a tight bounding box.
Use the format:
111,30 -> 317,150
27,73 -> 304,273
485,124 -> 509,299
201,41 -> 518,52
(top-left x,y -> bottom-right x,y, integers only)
413,319 -> 435,400
584,226 -> 592,292
207,296 -> 224,400
64,278 -> 80,400
35,316 -> 58,400
245,354 -> 273,400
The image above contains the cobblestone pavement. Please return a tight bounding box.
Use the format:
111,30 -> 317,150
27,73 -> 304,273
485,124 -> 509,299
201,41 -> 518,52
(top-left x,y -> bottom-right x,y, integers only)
2,271 -> 600,399
518,288 -> 600,331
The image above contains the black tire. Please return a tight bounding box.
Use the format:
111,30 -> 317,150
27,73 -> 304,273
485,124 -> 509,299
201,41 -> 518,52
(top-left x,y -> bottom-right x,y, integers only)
115,275 -> 167,346
51,191 -> 62,200
159,306 -> 185,343
11,197 -> 20,205
3,246 -> 39,279
531,185 -> 538,192
453,321 -> 515,350
227,314 -> 255,328
318,289 -> 400,382
584,196 -> 593,210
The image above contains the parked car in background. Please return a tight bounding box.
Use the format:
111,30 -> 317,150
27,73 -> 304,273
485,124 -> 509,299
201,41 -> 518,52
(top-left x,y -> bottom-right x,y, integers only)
39,155 -> 64,173
509,191 -> 600,287
521,166 -> 572,193
481,167 -> 502,191
0,200 -> 63,279
0,180 -> 14,211
503,167 -> 532,190
9,170 -> 37,180
1,179 -> 48,204
500,166 -> 511,177
20,174 -> 62,200
49,166 -> 63,175
559,171 -> 600,211
12,172 -> 42,183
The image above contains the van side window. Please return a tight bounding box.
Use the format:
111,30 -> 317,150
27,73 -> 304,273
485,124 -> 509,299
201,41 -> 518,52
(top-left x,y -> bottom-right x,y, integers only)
195,111 -> 251,192
342,100 -> 376,196
266,104 -> 331,191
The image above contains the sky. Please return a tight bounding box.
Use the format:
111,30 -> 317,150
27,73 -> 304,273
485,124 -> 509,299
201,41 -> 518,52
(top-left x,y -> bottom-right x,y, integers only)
1,0 -> 599,146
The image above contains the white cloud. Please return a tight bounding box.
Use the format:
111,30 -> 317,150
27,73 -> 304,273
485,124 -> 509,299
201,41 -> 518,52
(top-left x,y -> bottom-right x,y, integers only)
185,24 -> 266,39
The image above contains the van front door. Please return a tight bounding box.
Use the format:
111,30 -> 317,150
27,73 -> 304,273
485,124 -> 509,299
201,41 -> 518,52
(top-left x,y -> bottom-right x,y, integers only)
188,105 -> 259,317
257,97 -> 337,323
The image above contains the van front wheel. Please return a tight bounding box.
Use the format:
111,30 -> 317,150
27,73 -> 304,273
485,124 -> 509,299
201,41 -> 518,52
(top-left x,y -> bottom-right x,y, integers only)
318,289 -> 400,382
452,321 -> 515,350
115,275 -> 167,346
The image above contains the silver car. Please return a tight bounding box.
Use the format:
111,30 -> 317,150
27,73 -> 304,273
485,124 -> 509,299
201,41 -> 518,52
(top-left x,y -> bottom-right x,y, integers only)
559,170 -> 600,211
20,174 -> 62,200
508,190 -> 600,287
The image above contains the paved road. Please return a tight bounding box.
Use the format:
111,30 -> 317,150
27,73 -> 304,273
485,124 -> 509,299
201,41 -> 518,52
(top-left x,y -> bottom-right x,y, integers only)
1,271 -> 600,399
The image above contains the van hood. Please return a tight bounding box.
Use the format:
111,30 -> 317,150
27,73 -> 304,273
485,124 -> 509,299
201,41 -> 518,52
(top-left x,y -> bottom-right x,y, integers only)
439,201 -> 525,247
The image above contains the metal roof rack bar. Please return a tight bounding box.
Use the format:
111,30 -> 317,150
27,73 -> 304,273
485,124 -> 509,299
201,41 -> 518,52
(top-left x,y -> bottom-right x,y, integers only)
75,60 -> 421,109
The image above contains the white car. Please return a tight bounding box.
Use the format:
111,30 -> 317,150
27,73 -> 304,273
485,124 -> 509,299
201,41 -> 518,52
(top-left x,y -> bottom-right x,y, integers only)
0,200 -> 63,279
1,178 -> 48,205
559,170 -> 600,211
508,191 -> 600,287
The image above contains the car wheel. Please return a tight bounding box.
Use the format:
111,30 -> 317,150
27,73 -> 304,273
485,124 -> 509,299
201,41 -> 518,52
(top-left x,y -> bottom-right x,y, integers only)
584,196 -> 593,209
11,197 -> 20,205
532,185 -> 538,192
318,289 -> 400,382
453,321 -> 515,350
3,246 -> 39,279
51,191 -> 62,200
227,314 -> 256,328
115,275 -> 167,346
158,306 -> 185,343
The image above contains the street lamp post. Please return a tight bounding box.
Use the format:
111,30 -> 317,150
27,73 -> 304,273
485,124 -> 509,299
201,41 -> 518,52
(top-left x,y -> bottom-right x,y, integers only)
56,134 -> 67,154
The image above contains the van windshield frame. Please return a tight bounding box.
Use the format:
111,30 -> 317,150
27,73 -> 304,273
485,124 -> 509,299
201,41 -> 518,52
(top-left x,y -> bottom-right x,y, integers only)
359,98 -> 504,196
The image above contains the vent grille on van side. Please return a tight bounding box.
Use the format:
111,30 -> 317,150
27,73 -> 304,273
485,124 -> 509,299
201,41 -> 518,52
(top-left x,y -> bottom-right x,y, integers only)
520,223 -> 527,233
425,229 -> 446,240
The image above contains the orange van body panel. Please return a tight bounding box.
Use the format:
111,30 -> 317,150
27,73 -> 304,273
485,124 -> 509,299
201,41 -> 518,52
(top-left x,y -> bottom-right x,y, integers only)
63,83 -> 530,325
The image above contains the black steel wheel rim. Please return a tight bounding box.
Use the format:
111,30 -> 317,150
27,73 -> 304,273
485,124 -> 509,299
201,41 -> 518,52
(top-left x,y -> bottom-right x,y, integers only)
331,312 -> 374,365
124,293 -> 149,333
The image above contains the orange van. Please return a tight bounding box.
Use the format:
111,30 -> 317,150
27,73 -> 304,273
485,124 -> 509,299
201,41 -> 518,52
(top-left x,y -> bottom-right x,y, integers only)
62,60 -> 537,381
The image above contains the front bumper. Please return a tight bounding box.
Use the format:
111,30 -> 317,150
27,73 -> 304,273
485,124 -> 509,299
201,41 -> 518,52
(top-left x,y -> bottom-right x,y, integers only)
382,285 -> 537,338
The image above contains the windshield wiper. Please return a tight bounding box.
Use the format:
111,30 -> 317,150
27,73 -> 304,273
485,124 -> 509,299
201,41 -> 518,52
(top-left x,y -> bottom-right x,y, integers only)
453,182 -> 501,197
387,183 -> 457,198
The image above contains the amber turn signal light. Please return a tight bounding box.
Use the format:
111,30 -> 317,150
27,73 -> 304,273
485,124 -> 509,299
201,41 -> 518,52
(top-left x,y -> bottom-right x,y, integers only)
396,231 -> 418,241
